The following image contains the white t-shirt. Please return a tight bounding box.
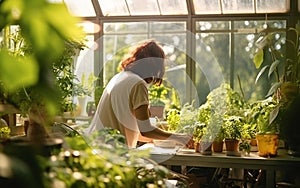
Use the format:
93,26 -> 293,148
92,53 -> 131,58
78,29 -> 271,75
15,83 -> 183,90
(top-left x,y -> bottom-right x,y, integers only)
85,71 -> 149,148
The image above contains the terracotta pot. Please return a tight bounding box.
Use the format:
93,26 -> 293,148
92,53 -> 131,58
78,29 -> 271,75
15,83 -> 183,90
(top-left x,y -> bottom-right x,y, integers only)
195,141 -> 212,155
225,139 -> 239,152
194,142 -> 200,152
256,134 -> 279,157
212,140 -> 224,152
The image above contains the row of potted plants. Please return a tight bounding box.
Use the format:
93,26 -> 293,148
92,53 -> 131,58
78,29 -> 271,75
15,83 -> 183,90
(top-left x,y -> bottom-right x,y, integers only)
166,83 -> 280,157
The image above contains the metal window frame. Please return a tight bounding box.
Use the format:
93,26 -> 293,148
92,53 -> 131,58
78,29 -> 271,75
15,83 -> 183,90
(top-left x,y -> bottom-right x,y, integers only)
81,1 -> 300,104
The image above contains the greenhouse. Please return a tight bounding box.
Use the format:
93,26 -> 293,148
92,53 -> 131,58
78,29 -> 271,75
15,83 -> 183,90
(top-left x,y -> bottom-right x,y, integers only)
0,0 -> 300,187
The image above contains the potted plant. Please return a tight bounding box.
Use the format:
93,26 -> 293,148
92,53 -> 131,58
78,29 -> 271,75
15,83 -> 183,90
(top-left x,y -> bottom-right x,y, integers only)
197,83 -> 247,154
199,125 -> 215,155
149,83 -> 169,119
166,103 -> 199,149
75,73 -> 97,117
52,40 -> 87,116
212,124 -> 225,153
249,97 -> 280,157
253,27 -> 300,155
192,122 -> 207,153
223,115 -> 243,155
198,103 -> 225,153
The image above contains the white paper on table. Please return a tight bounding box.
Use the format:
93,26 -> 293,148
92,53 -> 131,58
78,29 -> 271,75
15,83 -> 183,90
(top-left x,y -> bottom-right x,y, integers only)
137,143 -> 180,155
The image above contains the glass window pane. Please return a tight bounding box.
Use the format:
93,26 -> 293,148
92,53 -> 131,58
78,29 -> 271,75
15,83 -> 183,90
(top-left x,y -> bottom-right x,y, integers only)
158,0 -> 188,15
195,20 -> 286,102
103,21 -> 188,104
77,21 -> 101,34
152,34 -> 188,104
256,0 -> 289,13
233,20 -> 286,100
103,35 -> 147,84
98,0 -> 129,16
103,22 -> 148,34
221,0 -> 254,14
150,22 -> 186,33
196,21 -> 230,31
195,32 -> 229,103
74,35 -> 95,100
193,0 -> 221,14
233,20 -> 286,31
127,0 -> 160,15
64,0 -> 96,17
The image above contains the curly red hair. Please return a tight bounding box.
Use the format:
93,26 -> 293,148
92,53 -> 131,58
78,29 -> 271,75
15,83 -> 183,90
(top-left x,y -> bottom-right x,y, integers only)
119,40 -> 165,86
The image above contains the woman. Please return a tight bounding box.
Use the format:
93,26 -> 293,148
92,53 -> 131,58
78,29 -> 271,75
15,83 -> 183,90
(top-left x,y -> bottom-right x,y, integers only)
86,40 -> 193,148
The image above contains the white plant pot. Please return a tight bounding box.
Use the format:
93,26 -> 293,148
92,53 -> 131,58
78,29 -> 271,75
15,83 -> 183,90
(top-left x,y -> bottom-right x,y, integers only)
77,96 -> 88,117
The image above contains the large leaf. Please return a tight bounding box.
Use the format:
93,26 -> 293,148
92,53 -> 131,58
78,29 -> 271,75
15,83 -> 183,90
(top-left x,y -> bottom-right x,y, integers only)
269,105 -> 280,125
266,82 -> 281,97
0,51 -> 38,91
255,65 -> 269,84
44,3 -> 84,41
268,59 -> 280,78
253,48 -> 264,69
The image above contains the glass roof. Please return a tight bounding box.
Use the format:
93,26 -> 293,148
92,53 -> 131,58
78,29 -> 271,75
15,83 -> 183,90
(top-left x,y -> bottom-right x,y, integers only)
62,0 -> 290,17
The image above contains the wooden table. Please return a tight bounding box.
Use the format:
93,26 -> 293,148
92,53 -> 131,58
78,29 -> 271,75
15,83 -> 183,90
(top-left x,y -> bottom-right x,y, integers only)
149,147 -> 300,187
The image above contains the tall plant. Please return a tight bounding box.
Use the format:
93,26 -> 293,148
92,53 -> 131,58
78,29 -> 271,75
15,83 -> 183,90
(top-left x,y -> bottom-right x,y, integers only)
0,0 -> 85,140
52,40 -> 87,113
253,27 -> 300,98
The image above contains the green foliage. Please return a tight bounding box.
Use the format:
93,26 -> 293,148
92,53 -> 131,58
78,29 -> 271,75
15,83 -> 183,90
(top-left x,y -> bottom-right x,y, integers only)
45,129 -> 175,188
167,83 -> 248,143
206,83 -> 248,117
246,97 -> 279,134
253,27 -> 300,97
167,103 -> 199,134
166,108 -> 180,132
239,140 -> 251,154
241,123 -> 257,140
149,84 -> 169,106
0,0 -> 84,119
223,115 -> 243,140
0,126 -> 10,140
199,83 -> 248,141
52,40 -> 87,113
76,73 -> 98,97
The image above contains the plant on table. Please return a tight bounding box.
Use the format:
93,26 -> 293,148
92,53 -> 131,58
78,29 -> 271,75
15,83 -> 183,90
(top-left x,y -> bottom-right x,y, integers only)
249,97 -> 279,135
167,102 -> 199,135
199,83 -> 247,144
223,115 -> 243,141
253,26 -> 300,155
247,97 -> 280,157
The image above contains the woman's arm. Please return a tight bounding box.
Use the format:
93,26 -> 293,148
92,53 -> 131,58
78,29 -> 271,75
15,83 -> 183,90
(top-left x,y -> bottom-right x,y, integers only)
134,104 -> 193,147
